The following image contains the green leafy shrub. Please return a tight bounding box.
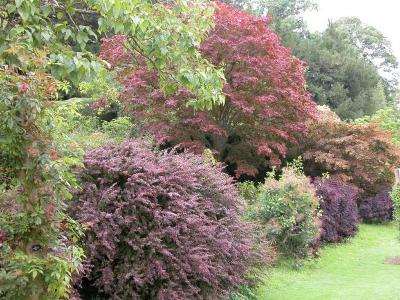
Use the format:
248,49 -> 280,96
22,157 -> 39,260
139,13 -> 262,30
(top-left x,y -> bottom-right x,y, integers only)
0,56 -> 84,299
50,101 -> 135,156
238,181 -> 260,205
249,167 -> 320,260
101,117 -> 134,143
391,187 -> 400,234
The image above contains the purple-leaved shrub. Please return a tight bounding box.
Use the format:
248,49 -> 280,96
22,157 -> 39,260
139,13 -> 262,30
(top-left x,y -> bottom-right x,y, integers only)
71,140 -> 269,300
359,188 -> 393,223
314,178 -> 359,243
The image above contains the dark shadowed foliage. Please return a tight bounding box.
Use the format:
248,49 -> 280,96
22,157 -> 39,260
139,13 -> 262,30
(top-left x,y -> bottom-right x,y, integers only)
359,189 -> 393,223
71,140 -> 270,300
314,178 -> 359,243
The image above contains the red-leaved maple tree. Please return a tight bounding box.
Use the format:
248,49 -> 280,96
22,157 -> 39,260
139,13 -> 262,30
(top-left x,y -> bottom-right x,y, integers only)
100,2 -> 317,177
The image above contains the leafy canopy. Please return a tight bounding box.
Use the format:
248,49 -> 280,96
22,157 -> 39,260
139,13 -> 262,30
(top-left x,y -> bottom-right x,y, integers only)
1,0 -> 225,108
231,0 -> 399,119
292,115 -> 400,197
111,2 -> 317,177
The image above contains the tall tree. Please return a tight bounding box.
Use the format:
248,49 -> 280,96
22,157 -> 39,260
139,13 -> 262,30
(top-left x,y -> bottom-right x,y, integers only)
225,0 -> 398,119
105,2 -> 317,178
296,25 -> 389,119
222,0 -> 317,49
330,17 -> 399,103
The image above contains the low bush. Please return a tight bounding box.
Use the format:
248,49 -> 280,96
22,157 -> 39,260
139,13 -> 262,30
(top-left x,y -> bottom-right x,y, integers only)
249,167 -> 320,260
238,181 -> 260,205
391,187 -> 400,233
314,178 -> 359,243
359,189 -> 393,223
71,140 -> 270,299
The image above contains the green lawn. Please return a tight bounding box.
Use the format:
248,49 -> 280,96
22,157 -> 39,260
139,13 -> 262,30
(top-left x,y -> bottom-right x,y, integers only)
256,223 -> 400,300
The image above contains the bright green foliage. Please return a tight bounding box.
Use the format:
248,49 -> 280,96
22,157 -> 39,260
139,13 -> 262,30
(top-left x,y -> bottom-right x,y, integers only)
202,148 -> 219,167
356,107 -> 400,144
50,100 -> 135,154
0,58 -> 84,299
101,117 -> 134,143
247,166 -> 319,261
1,0 -> 224,108
238,181 -> 260,205
391,187 -> 400,235
88,0 -> 225,109
79,68 -> 122,104
0,0 -> 103,86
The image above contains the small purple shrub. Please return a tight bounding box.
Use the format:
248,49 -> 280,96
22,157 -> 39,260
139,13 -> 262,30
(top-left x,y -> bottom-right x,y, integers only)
359,189 -> 393,223
71,140 -> 269,300
314,178 -> 359,243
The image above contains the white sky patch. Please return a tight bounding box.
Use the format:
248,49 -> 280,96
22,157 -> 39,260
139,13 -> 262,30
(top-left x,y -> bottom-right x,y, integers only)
303,0 -> 400,63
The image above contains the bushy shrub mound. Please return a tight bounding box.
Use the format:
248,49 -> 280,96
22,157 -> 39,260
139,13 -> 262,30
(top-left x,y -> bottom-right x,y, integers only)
314,178 -> 359,243
249,167 -> 319,260
359,189 -> 393,223
71,140 -> 269,299
293,117 -> 400,197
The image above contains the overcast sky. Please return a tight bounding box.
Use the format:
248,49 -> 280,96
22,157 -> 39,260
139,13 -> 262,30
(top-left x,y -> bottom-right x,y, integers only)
303,0 -> 400,62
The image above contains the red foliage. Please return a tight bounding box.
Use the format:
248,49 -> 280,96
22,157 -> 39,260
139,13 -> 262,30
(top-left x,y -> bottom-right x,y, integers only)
295,119 -> 400,197
100,3 -> 317,177
99,35 -> 133,68
71,140 -> 270,299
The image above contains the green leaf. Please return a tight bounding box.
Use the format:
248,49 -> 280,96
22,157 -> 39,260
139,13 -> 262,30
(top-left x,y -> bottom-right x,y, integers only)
15,0 -> 23,8
7,117 -> 13,129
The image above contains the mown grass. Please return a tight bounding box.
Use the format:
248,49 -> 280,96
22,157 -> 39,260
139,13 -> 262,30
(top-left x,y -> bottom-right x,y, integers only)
256,223 -> 400,300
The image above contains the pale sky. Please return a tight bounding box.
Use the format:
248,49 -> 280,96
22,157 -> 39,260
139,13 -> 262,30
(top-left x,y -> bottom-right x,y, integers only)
303,0 -> 400,63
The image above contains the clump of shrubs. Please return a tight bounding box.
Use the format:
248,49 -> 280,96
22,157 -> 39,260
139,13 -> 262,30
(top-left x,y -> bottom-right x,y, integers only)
71,140 -> 270,299
244,166 -> 320,261
294,115 -> 400,196
358,189 -> 393,223
314,178 -> 359,243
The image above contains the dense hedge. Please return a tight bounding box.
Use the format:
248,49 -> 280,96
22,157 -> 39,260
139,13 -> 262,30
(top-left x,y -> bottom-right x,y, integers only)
314,178 -> 359,243
358,189 -> 393,223
71,140 -> 269,299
